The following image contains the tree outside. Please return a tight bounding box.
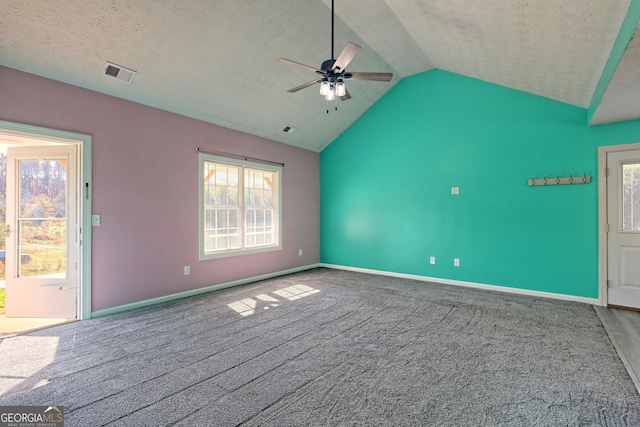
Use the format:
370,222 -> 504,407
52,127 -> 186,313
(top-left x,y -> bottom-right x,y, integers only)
0,154 -> 67,281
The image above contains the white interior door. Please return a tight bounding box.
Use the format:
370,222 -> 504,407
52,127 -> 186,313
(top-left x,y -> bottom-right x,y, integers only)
5,146 -> 78,318
607,149 -> 640,309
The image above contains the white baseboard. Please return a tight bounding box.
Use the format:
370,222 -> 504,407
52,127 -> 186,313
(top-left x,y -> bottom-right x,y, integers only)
92,262 -> 599,318
320,263 -> 600,306
91,263 -> 321,318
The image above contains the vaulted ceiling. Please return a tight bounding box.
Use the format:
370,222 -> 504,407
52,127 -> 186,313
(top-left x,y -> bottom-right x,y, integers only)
1,0 -> 638,152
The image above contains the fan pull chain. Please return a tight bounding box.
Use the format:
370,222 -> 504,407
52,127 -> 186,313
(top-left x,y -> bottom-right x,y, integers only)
325,97 -> 339,114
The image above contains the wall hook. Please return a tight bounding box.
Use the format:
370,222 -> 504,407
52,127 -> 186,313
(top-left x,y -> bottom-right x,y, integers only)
528,173 -> 591,187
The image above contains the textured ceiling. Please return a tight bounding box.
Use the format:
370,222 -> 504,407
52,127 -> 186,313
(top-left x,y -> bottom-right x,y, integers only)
0,0 -> 638,152
591,24 -> 640,125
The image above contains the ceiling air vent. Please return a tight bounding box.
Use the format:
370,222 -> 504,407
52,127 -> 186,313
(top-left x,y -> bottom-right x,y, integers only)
283,126 -> 296,134
104,62 -> 136,83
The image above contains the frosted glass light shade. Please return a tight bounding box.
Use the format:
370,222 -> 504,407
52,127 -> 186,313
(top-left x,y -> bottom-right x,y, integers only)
325,87 -> 336,101
319,81 -> 330,95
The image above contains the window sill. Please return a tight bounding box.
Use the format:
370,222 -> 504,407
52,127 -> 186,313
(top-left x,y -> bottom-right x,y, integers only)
200,244 -> 281,261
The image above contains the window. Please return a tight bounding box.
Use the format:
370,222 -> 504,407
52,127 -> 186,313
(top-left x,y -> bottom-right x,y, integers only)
623,162 -> 640,231
199,154 -> 281,259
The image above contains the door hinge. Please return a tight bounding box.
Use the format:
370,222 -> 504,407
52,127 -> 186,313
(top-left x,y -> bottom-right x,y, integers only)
605,223 -> 609,233
605,167 -> 609,177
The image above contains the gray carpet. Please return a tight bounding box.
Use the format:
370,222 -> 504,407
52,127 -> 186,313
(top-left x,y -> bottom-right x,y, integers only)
1,268 -> 639,426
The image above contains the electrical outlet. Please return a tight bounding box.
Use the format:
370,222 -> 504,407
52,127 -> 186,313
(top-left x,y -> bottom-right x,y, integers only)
430,256 -> 436,265
184,265 -> 190,275
91,214 -> 101,226
454,258 -> 460,267
451,187 -> 460,195
299,249 -> 303,256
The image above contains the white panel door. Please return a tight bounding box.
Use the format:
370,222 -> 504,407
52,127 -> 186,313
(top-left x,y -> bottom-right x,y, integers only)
4,146 -> 78,318
607,149 -> 640,309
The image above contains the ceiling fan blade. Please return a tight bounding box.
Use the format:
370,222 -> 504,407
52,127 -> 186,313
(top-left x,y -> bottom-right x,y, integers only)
339,88 -> 351,101
346,72 -> 393,82
278,58 -> 322,73
287,80 -> 320,93
332,42 -> 361,72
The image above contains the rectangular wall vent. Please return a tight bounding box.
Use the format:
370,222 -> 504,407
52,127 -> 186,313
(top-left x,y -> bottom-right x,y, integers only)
104,62 -> 136,83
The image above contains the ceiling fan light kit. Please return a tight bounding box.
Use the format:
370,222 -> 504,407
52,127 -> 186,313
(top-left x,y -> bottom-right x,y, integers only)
278,0 -> 392,113
325,87 -> 336,101
320,81 -> 330,96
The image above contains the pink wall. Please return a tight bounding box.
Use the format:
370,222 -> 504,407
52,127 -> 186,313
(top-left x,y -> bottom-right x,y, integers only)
0,66 -> 320,312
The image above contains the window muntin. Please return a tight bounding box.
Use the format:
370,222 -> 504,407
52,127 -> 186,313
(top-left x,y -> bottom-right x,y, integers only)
200,154 -> 281,259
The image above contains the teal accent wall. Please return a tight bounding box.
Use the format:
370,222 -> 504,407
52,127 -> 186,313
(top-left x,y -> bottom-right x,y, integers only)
320,70 -> 640,298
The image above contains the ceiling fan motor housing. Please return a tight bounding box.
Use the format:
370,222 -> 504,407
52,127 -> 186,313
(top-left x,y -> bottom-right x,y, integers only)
321,59 -> 336,71
318,59 -> 350,85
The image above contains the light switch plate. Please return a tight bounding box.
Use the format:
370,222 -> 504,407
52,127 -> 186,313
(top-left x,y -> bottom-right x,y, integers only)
91,214 -> 101,226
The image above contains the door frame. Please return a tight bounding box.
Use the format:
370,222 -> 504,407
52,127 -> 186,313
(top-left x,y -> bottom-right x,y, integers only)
598,142 -> 640,307
0,120 -> 92,320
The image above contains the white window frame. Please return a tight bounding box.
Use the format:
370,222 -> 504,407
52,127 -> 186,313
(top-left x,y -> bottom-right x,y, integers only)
199,153 -> 282,260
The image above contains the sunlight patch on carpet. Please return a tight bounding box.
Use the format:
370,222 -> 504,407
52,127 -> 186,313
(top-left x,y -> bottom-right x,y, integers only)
227,285 -> 320,316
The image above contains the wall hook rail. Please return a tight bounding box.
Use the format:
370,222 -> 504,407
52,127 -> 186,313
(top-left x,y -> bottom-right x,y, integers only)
528,173 -> 591,187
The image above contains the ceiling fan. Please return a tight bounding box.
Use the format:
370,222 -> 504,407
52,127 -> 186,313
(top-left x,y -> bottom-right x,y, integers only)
277,0 -> 393,112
